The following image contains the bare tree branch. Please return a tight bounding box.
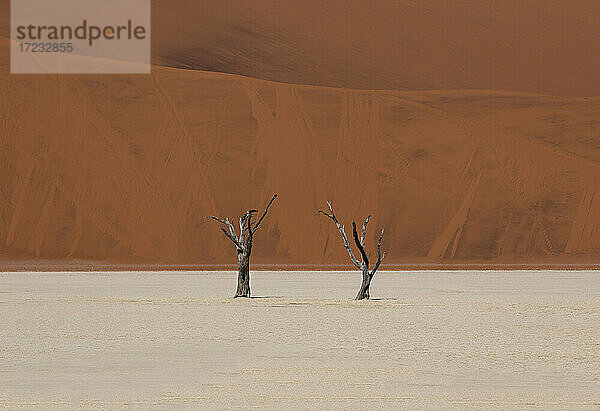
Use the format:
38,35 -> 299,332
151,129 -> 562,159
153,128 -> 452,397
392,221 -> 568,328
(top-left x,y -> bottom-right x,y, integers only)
251,194 -> 278,234
360,215 -> 371,246
319,201 -> 361,268
238,210 -> 257,245
206,215 -> 233,233
220,228 -> 240,247
206,197 -> 277,298
319,201 -> 387,299
244,211 -> 256,247
225,218 -> 237,239
239,215 -> 246,243
371,229 -> 386,275
352,221 -> 369,267
206,216 -> 239,246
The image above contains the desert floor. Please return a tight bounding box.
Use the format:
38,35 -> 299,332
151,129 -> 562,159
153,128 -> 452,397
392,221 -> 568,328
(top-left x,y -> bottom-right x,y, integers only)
0,271 -> 599,409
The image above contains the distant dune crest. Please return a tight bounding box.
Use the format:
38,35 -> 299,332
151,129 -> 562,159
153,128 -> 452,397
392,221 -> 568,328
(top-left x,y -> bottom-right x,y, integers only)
150,0 -> 600,97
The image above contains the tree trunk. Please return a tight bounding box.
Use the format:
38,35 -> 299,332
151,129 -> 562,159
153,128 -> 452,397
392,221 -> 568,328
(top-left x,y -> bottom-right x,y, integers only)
235,251 -> 251,297
355,266 -> 372,300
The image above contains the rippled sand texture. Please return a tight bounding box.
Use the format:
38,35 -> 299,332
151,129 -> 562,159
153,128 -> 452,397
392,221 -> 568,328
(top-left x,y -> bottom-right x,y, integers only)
1,271 -> 599,409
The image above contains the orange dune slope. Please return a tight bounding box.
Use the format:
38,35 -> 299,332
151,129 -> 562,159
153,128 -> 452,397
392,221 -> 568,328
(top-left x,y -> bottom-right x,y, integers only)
3,0 -> 600,96
150,0 -> 600,97
2,59 -> 600,267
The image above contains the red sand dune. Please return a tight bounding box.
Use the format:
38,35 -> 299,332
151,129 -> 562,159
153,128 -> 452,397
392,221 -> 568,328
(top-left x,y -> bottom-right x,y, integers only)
2,2 -> 600,269
150,0 -> 600,97
3,0 -> 600,96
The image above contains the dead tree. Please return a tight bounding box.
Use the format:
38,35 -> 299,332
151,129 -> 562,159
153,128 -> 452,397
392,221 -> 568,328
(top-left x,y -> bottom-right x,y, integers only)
319,201 -> 385,300
206,194 -> 277,297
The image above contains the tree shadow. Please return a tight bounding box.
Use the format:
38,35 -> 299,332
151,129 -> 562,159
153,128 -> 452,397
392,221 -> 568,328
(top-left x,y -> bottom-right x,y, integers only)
249,296 -> 284,299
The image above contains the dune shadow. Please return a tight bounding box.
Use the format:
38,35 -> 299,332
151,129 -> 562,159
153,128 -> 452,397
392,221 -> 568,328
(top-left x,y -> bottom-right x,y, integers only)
370,298 -> 400,301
